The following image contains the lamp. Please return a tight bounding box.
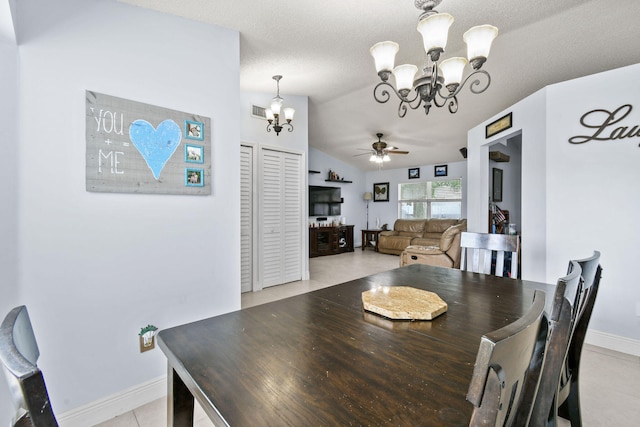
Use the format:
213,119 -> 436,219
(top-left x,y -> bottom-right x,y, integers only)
370,0 -> 498,117
363,192 -> 373,229
265,75 -> 295,135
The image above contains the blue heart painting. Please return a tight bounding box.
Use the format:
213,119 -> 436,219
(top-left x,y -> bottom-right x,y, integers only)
129,119 -> 182,180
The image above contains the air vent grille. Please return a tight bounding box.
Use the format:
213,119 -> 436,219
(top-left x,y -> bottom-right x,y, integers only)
251,104 -> 267,119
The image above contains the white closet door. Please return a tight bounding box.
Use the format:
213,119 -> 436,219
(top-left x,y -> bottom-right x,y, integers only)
260,148 -> 302,288
282,154 -> 302,283
240,145 -> 253,293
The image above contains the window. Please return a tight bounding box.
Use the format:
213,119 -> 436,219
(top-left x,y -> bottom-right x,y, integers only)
398,179 -> 462,219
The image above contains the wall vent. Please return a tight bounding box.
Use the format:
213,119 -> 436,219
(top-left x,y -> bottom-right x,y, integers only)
251,104 -> 267,120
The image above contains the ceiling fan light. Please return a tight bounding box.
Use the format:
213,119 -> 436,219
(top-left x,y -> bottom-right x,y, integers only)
439,57 -> 468,88
370,41 -> 399,74
283,107 -> 295,122
383,154 -> 391,162
393,64 -> 419,93
369,154 -> 377,162
463,25 -> 498,67
375,156 -> 384,163
417,13 -> 454,60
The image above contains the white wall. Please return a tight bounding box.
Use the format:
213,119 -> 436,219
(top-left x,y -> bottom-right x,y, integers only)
365,161 -> 469,229
0,7 -> 19,420
545,64 -> 640,343
240,90 -> 310,279
468,90 -> 548,282
308,148 -> 367,245
5,0 -> 241,422
468,63 -> 640,351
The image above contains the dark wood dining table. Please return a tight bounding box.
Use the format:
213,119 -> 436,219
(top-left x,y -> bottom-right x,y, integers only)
157,263 -> 555,427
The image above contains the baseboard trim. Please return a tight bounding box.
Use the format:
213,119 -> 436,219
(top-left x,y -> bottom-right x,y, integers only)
585,329 -> 640,357
58,375 -> 166,427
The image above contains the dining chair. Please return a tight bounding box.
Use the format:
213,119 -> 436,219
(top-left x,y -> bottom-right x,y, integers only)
0,305 -> 58,427
557,251 -> 602,427
466,290 -> 548,426
527,261 -> 583,427
460,232 -> 520,278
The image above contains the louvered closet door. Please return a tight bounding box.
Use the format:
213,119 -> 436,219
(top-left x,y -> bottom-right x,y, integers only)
261,148 -> 303,288
240,145 -> 253,293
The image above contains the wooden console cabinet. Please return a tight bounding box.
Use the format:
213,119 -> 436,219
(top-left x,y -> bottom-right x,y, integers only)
309,225 -> 354,258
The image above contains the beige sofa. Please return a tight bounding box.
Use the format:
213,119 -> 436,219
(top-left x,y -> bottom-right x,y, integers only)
377,218 -> 467,255
400,222 -> 467,268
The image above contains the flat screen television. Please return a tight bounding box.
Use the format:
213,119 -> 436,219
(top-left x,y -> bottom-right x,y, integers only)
309,185 -> 341,216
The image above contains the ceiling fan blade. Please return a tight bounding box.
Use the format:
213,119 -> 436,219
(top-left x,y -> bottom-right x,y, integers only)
353,152 -> 373,157
388,150 -> 409,154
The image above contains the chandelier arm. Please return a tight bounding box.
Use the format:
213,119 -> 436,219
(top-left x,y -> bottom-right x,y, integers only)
373,81 -> 394,104
451,69 -> 491,97
285,123 -> 294,132
447,96 -> 459,114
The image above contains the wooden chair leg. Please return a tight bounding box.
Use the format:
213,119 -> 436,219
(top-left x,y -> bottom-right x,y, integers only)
558,379 -> 582,427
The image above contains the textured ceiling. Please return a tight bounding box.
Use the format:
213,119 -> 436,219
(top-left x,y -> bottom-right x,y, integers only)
119,0 -> 640,171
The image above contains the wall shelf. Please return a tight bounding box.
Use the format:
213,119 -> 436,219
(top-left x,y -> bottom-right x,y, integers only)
489,151 -> 510,162
309,170 -> 321,174
325,179 -> 352,183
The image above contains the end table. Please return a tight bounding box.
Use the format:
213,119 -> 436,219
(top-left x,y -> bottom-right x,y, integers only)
361,229 -> 382,252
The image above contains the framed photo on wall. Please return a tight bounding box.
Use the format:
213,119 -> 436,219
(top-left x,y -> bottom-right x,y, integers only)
492,167 -> 503,202
373,182 -> 389,202
434,165 -> 448,177
408,168 -> 420,179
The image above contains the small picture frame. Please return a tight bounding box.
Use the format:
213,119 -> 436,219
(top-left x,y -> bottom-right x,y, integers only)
184,120 -> 204,141
434,165 -> 448,177
408,167 -> 420,179
492,167 -> 503,202
185,168 -> 204,187
185,144 -> 204,163
486,112 -> 513,139
373,182 -> 389,202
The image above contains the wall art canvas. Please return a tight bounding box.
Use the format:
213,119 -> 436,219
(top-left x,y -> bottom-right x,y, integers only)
86,91 -> 212,195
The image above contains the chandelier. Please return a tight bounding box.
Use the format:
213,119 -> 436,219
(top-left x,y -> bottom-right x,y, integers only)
265,75 -> 295,135
370,0 -> 498,117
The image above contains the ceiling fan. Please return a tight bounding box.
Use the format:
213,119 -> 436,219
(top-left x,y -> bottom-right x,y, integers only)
355,133 -> 409,163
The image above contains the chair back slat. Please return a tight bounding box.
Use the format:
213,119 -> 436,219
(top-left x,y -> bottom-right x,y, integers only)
467,290 -> 548,426
528,261 -> 583,426
460,232 -> 520,278
558,251 -> 602,425
1,306 -> 58,427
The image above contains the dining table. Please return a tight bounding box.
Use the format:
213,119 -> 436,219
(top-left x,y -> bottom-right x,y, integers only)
157,263 -> 555,427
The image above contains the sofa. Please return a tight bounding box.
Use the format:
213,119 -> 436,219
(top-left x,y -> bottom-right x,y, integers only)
377,218 -> 467,255
399,222 -> 467,268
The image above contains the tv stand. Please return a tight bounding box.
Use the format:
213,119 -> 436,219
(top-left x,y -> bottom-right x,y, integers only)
309,225 -> 354,257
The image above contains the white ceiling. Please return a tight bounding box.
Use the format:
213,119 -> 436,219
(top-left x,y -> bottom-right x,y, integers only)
119,0 -> 640,171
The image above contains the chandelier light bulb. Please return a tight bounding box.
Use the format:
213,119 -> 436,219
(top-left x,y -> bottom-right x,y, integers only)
439,57 -> 468,89
393,64 -> 419,95
463,25 -> 499,69
265,109 -> 275,121
283,107 -> 295,122
417,13 -> 454,61
370,41 -> 399,76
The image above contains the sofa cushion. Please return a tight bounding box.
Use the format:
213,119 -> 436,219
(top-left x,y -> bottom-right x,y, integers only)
393,219 -> 427,234
424,219 -> 460,233
410,237 -> 440,247
439,223 -> 466,251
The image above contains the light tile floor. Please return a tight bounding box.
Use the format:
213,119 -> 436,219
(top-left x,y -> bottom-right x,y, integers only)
95,250 -> 640,426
